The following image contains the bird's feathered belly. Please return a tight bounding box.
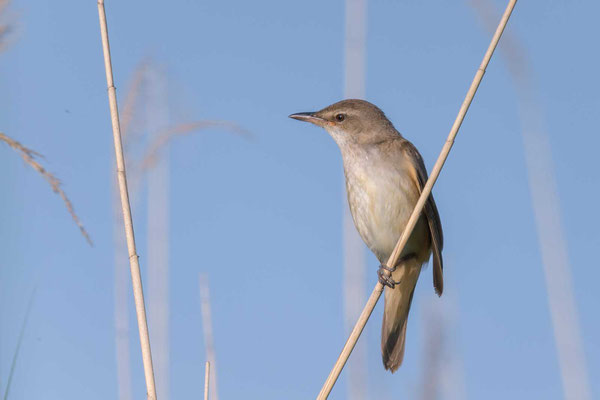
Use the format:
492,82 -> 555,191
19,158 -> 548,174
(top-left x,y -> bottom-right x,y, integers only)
344,160 -> 428,264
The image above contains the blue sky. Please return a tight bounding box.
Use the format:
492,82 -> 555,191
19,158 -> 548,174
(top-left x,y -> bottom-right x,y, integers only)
1,1 -> 599,399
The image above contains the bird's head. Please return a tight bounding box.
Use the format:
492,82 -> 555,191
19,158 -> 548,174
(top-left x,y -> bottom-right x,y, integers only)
289,99 -> 399,147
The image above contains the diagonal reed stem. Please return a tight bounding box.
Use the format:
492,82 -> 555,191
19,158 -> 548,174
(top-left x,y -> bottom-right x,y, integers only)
97,1 -> 157,399
316,1 -> 518,398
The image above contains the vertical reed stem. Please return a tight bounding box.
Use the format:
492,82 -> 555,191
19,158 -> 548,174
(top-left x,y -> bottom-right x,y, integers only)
199,274 -> 220,400
204,362 -> 211,400
470,3 -> 592,398
97,1 -> 157,399
343,0 -> 368,398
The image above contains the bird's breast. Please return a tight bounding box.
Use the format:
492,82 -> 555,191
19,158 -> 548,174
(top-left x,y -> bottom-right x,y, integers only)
343,155 -> 427,263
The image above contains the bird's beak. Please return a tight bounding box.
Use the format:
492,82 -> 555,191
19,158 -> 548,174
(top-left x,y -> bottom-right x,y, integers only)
289,112 -> 326,127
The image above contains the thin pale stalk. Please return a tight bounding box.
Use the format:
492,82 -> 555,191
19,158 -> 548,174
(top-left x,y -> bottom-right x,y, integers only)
114,217 -> 133,400
316,1 -> 518,398
199,274 -> 219,400
471,2 -> 592,399
145,66 -> 170,400
97,2 -> 157,399
343,0 -> 368,398
204,362 -> 210,400
3,288 -> 35,400
419,306 -> 444,400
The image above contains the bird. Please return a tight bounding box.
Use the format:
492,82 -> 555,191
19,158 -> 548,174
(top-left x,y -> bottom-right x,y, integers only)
289,99 -> 443,372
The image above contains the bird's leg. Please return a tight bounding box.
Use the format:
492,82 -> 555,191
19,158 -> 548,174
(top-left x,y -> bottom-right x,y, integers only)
378,264 -> 400,289
377,253 -> 416,289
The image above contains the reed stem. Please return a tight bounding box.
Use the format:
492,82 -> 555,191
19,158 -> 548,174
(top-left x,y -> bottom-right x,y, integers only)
97,1 -> 157,398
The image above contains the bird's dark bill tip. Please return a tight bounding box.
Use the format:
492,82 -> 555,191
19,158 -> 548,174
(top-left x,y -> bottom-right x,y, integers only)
289,112 -> 321,123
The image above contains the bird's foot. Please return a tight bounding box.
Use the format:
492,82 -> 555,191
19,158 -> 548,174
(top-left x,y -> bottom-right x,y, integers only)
378,264 -> 400,289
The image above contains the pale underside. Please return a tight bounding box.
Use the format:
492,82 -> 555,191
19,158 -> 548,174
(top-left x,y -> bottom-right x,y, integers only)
340,139 -> 432,371
342,143 -> 431,266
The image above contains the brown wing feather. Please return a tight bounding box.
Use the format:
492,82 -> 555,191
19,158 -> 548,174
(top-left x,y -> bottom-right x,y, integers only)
401,140 -> 444,296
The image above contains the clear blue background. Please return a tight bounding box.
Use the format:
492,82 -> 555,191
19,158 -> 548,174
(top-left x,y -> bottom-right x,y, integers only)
1,1 -> 599,399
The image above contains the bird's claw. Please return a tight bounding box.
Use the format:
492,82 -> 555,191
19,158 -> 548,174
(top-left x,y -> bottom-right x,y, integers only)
378,264 -> 401,289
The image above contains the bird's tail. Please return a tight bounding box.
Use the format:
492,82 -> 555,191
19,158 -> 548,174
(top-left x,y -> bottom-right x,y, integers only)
381,257 -> 421,372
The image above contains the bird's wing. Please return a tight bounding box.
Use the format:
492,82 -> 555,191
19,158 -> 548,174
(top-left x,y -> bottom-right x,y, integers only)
401,140 -> 444,296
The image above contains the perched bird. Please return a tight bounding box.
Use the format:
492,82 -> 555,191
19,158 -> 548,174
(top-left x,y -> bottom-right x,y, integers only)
290,99 -> 443,372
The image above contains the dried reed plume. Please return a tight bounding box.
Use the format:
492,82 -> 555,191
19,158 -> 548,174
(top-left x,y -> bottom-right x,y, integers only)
470,1 -> 592,399
138,120 -> 251,172
97,1 -> 157,399
317,1 -> 518,398
1,133 -> 92,245
120,60 -> 150,148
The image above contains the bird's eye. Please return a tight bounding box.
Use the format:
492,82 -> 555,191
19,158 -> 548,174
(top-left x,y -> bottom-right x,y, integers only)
335,113 -> 346,122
